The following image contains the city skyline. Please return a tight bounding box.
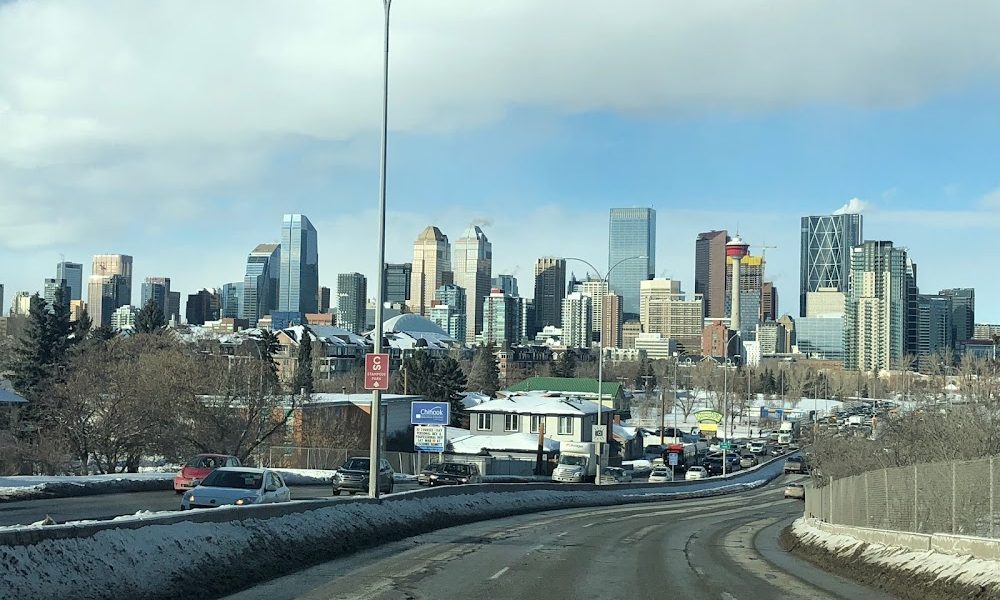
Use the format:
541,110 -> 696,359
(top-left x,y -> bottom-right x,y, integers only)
2,4 -> 1000,319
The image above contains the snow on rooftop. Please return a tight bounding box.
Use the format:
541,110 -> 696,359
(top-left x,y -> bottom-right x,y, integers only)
468,392 -> 602,416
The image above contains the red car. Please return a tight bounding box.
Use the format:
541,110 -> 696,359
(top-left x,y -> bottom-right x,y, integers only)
174,454 -> 241,493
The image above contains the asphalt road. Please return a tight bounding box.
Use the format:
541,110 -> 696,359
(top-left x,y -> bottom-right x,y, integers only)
222,475 -> 895,600
0,483 -> 423,527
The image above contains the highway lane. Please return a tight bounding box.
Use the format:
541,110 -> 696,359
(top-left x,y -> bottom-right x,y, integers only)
224,476 -> 894,600
0,483 -> 423,527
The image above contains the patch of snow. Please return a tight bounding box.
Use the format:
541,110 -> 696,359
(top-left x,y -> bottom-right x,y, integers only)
792,518 -> 1000,594
0,473 -> 174,502
271,469 -> 337,486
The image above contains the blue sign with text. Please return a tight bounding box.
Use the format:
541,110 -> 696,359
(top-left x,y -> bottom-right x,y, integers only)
410,401 -> 450,426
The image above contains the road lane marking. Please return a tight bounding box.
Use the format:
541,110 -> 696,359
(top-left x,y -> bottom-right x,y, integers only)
556,531 -> 569,537
489,567 -> 510,580
529,544 -> 545,553
721,593 -> 739,600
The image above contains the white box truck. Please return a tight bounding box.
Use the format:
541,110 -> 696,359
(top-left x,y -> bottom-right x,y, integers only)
552,442 -> 598,483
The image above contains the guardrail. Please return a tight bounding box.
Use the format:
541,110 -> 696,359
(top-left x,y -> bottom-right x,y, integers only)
804,456 -> 999,539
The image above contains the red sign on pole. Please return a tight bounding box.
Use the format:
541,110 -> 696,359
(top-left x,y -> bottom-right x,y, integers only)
364,353 -> 390,390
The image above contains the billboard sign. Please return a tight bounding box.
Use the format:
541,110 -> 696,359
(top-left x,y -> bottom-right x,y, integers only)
410,401 -> 450,426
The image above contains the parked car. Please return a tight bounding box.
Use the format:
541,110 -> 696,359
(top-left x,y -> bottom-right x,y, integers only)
685,466 -> 708,480
648,466 -> 672,483
427,462 -> 482,486
332,457 -> 394,495
739,454 -> 758,468
417,462 -> 443,486
180,467 -> 290,510
784,483 -> 806,499
601,467 -> 632,484
784,456 -> 805,474
174,454 -> 241,493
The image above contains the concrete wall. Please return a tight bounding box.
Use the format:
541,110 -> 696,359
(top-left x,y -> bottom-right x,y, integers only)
807,518 -> 1000,561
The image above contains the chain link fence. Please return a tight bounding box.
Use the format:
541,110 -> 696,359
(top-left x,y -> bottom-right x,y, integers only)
805,456 -> 999,539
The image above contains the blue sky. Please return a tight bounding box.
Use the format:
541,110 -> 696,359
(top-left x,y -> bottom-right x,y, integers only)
2,1 -> 1000,319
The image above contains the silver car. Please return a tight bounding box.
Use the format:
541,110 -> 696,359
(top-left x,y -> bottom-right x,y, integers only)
181,467 -> 291,510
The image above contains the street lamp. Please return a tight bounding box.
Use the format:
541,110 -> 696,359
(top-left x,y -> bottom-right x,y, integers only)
564,254 -> 646,485
368,0 -> 391,499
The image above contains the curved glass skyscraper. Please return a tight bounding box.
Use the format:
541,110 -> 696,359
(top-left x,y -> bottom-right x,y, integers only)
608,208 -> 656,319
278,213 -> 319,316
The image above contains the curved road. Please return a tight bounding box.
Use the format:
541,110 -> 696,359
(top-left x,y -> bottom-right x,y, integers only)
223,476 -> 895,600
0,483 -> 423,527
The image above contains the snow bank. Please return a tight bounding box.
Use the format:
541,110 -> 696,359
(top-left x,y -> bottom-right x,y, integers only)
0,474 -> 174,502
791,518 -> 1000,596
270,469 -> 416,486
0,464 -> 785,600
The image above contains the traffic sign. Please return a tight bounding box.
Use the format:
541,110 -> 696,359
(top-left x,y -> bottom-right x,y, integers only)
410,401 -> 450,426
364,353 -> 390,390
720,442 -> 732,450
414,425 -> 446,453
592,425 -> 608,443
668,453 -> 679,466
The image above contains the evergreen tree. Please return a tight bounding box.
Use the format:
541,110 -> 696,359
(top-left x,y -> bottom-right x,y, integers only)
47,286 -> 73,367
74,308 -> 93,341
134,299 -> 167,334
550,350 -> 577,378
467,343 -> 501,396
89,325 -> 118,343
292,329 -> 314,395
255,330 -> 281,390
634,356 -> 657,392
433,356 -> 468,426
9,295 -> 52,398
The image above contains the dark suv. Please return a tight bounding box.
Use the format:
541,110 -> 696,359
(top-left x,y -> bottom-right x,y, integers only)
332,457 -> 394,495
427,462 -> 482,486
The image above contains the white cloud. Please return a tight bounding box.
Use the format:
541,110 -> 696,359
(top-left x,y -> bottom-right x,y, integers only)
833,198 -> 870,215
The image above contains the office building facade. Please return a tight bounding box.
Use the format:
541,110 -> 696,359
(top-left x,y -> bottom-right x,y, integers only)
56,262 -> 83,302
533,257 -> 566,330
695,230 -> 728,318
241,243 -> 280,326
916,294 -> 954,368
939,288 -> 974,343
492,274 -> 518,298
453,225 -> 492,343
384,263 -> 412,305
43,278 -> 68,313
88,254 -> 133,327
337,272 -> 368,334
140,277 -> 171,316
608,208 -> 656,318
278,214 -> 319,316
601,293 -> 623,348
167,291 -> 181,324
186,289 -> 221,326
319,287 -> 331,314
639,279 -> 704,354
221,282 -> 242,319
482,289 -> 522,347
431,284 -> 466,342
800,213 -> 863,317
795,316 -> 845,362
410,227 -> 453,316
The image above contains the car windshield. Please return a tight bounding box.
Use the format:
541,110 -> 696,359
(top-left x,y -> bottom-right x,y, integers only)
559,455 -> 587,466
343,459 -> 370,471
442,463 -> 470,474
200,470 -> 263,490
423,463 -> 443,472
652,468 -> 667,474
186,455 -> 224,469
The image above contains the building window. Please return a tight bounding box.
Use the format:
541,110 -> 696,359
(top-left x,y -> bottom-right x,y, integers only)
477,413 -> 492,431
504,414 -> 519,432
558,416 -> 573,435
529,415 -> 544,434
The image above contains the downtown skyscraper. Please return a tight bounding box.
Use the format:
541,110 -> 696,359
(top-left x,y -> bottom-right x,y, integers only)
800,212 -> 863,317
56,261 -> 83,302
241,243 -> 280,326
337,272 -> 368,334
453,225 -> 492,343
278,214 -> 319,316
695,230 -> 728,318
87,254 -> 133,327
844,241 -> 914,372
608,208 -> 656,319
533,257 -> 566,331
410,226 -> 453,316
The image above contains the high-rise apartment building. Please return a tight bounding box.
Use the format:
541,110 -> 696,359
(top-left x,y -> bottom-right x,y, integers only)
601,293 -> 623,348
431,284 -> 466,342
492,275 -> 518,298
533,257 -> 566,330
140,277 -> 171,316
725,254 -> 763,340
560,292 -> 593,349
844,241 -> 913,372
800,213 -> 863,317
410,227 -> 453,316
639,279 -> 704,354
575,279 -> 609,338
56,262 -> 83,302
43,278 -> 68,313
482,289 -> 522,346
110,305 -> 138,330
916,294 -> 953,369
241,243 -> 280,327
695,230 -> 728,318
453,225 -> 492,343
337,272 -> 368,333
608,208 -> 656,318
939,288 -> 975,343
278,214 -> 319,316
384,263 -> 412,305
88,254 -> 133,327
186,289 -> 221,326
11,291 -> 31,317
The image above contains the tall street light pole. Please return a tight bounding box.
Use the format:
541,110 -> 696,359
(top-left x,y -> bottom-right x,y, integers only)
368,0 -> 391,498
564,254 -> 646,486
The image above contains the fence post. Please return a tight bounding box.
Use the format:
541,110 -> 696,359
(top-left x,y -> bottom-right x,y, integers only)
951,462 -> 958,535
864,471 -> 870,527
913,464 -> 918,532
884,468 -> 890,530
